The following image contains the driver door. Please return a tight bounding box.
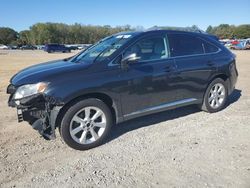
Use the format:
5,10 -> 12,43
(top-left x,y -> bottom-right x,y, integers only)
119,34 -> 177,118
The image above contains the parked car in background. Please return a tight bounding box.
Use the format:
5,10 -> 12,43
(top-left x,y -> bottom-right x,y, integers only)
7,30 -> 238,150
231,40 -> 240,46
20,45 -> 37,50
78,44 -> 92,50
35,45 -> 45,50
225,41 -> 233,48
220,41 -> 226,46
0,44 -> 8,50
231,39 -> 250,50
8,45 -> 19,49
44,44 -> 71,53
246,40 -> 250,49
67,45 -> 79,50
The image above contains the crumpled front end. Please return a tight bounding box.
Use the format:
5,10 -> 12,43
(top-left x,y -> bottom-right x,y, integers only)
7,84 -> 64,140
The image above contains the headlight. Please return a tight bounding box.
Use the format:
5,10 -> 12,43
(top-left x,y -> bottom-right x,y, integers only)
13,82 -> 48,100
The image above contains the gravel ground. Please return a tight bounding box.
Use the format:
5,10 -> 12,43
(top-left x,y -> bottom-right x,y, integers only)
0,50 -> 249,188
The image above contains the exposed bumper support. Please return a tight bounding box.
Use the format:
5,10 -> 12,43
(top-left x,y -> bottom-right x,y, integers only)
7,88 -> 64,140
49,106 -> 62,139
31,106 -> 62,140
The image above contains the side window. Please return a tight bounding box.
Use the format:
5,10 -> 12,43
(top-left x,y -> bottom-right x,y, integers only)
168,34 -> 204,57
124,36 -> 168,62
202,40 -> 220,53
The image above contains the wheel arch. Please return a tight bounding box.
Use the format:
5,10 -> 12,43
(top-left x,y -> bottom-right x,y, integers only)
210,73 -> 230,90
212,73 -> 229,82
55,92 -> 120,129
200,74 -> 229,112
201,73 -> 229,103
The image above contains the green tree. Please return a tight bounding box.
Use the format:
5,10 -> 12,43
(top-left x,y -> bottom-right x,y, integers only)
206,24 -> 250,39
234,25 -> 250,39
25,22 -> 130,45
206,25 -> 213,33
18,30 -> 30,45
0,27 -> 18,45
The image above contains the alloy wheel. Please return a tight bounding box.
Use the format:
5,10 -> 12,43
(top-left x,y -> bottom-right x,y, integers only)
208,83 -> 226,109
69,106 -> 107,145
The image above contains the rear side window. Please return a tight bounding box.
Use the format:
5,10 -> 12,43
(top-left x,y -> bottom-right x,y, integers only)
168,34 -> 204,57
202,40 -> 220,53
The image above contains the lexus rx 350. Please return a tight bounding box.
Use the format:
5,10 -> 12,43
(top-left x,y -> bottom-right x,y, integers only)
7,30 -> 238,150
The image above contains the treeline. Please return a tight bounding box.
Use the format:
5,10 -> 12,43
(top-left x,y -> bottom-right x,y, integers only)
0,23 -> 132,45
1,23 -> 250,45
206,24 -> 250,39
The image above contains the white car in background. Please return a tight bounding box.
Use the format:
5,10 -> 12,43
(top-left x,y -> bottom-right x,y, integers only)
0,44 -> 8,50
78,44 -> 92,50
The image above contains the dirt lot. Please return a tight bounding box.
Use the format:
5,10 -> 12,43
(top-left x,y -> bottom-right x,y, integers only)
0,50 -> 249,187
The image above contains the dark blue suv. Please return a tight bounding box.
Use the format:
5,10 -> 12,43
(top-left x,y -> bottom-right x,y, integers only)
44,44 -> 71,53
7,30 -> 238,150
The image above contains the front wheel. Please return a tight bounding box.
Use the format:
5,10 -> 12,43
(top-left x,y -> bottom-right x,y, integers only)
60,99 -> 113,150
201,78 -> 228,113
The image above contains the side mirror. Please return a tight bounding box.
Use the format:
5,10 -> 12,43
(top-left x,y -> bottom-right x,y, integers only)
121,53 -> 140,64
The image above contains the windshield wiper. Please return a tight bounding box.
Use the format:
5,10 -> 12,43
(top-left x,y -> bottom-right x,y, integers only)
63,55 -> 74,61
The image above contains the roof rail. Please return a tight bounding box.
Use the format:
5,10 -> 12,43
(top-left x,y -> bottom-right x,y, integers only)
147,26 -> 206,33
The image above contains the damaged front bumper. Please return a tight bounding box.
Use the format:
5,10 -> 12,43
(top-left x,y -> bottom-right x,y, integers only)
7,84 -> 64,140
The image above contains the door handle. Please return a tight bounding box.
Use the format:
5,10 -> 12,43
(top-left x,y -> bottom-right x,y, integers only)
207,61 -> 215,66
164,65 -> 175,72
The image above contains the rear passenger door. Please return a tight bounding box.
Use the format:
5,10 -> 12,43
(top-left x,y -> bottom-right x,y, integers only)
167,33 -> 219,101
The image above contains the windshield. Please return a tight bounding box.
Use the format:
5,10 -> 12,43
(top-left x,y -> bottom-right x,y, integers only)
71,34 -> 133,64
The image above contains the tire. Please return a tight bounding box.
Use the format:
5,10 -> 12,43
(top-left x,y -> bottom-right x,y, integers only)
201,78 -> 228,113
60,98 -> 113,150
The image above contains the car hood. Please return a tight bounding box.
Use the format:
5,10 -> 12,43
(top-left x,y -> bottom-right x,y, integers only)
11,59 -> 91,86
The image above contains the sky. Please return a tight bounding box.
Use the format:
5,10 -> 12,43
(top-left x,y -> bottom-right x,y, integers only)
1,0 -> 250,31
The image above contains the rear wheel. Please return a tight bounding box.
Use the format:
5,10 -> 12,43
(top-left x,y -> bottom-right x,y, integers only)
201,78 -> 228,113
60,99 -> 112,150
